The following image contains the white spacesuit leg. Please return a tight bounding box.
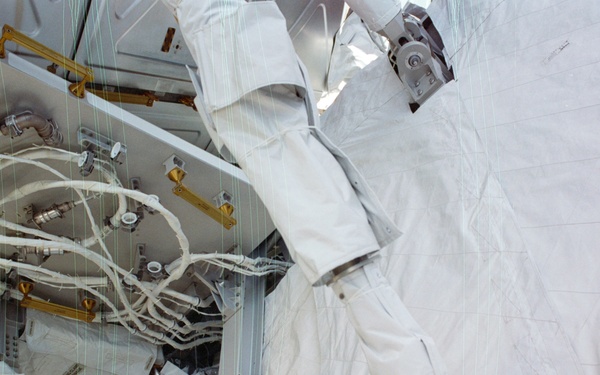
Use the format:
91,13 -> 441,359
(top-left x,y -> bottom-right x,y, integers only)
162,0 -> 445,373
331,262 -> 447,374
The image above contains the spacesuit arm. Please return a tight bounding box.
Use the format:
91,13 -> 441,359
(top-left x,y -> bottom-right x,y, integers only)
166,0 -> 386,284
172,1 -> 306,112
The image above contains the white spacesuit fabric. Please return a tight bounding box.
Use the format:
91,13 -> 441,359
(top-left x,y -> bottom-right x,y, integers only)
167,0 -> 400,284
164,1 -> 444,373
24,309 -> 157,375
344,0 -> 404,32
331,262 -> 446,374
264,0 -> 598,373
318,12 -> 387,111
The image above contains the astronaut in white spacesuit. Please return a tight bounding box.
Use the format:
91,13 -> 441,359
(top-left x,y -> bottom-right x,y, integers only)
161,0 -> 447,373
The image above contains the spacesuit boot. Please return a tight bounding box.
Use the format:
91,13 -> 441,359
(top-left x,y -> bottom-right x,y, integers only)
331,261 -> 447,374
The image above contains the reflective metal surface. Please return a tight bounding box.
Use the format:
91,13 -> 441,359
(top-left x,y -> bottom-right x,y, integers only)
0,0 -> 345,152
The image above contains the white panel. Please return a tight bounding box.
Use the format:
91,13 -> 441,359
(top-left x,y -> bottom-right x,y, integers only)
74,0 -> 195,93
0,53 -> 274,308
120,101 -> 214,151
0,0 -> 87,75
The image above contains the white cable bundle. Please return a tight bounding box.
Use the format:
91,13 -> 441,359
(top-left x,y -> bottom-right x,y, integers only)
0,147 -> 291,348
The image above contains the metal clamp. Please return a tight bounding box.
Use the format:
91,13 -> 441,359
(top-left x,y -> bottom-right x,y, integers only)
324,255 -> 374,286
3,114 -> 22,137
77,127 -> 127,164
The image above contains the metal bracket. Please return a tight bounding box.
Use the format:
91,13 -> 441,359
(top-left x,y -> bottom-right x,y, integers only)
392,41 -> 444,104
77,150 -> 96,176
77,127 -> 127,164
0,297 -> 25,371
178,96 -> 197,111
18,282 -> 95,323
213,190 -> 235,217
164,155 -> 237,230
0,24 -> 94,98
380,8 -> 452,108
211,279 -> 241,321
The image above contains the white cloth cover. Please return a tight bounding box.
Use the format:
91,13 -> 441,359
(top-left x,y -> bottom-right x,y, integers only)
318,12 -> 387,111
0,361 -> 22,375
25,309 -> 157,375
331,262 -> 446,374
17,342 -> 114,375
160,361 -> 188,375
170,0 -> 400,284
344,0 -> 403,32
263,0 -> 600,373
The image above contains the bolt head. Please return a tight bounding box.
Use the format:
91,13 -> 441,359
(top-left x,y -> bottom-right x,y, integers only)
408,54 -> 422,67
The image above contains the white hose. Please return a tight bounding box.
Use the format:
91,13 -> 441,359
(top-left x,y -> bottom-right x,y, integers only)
0,258 -> 141,336
140,281 -> 200,306
0,179 -> 192,298
7,147 -> 127,220
0,177 -> 197,325
0,214 -> 286,335
0,224 -> 192,331
0,234 -> 151,331
18,270 -> 108,287
0,150 -> 290,347
0,147 -> 128,248
0,151 -> 218,345
0,259 -> 219,349
0,153 -> 118,262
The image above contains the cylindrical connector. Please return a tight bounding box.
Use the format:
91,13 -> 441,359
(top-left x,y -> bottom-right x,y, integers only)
24,247 -> 65,256
122,274 -> 138,290
78,150 -> 95,177
120,211 -> 140,232
147,261 -> 163,279
31,201 -> 75,226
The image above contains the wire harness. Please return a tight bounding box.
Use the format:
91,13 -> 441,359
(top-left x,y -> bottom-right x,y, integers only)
0,146 -> 291,349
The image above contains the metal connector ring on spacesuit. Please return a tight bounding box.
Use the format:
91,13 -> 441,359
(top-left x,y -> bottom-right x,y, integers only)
324,254 -> 374,286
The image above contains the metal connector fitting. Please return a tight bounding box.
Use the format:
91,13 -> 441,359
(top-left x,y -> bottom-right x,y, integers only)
0,111 -> 63,146
120,211 -> 140,232
78,150 -> 95,176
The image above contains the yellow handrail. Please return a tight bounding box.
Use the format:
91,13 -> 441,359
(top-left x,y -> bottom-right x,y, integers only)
167,167 -> 237,230
0,24 -> 94,98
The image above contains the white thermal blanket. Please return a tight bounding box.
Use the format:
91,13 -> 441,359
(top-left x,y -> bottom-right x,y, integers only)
263,0 -> 599,373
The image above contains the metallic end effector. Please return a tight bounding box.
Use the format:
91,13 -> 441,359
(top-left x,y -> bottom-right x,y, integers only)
378,4 -> 453,108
